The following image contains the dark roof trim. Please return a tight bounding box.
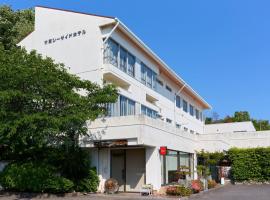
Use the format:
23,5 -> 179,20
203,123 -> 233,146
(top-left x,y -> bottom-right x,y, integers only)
36,5 -> 115,19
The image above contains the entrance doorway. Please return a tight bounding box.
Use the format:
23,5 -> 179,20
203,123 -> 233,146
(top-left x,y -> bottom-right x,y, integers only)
110,148 -> 145,192
111,149 -> 125,192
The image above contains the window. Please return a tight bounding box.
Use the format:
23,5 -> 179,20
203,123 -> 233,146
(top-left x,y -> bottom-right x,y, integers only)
183,100 -> 188,112
157,78 -> 163,86
127,53 -> 135,77
119,47 -> 127,72
104,38 -> 136,77
190,130 -> 194,134
141,63 -> 157,90
120,96 -> 135,116
189,104 -> 194,116
176,123 -> 181,129
166,85 -> 172,92
195,109 -> 200,120
184,127 -> 188,132
107,95 -> 135,117
104,38 -> 118,67
166,118 -> 172,123
141,105 -> 157,119
161,150 -> 193,185
176,95 -> 181,108
200,112 -> 203,121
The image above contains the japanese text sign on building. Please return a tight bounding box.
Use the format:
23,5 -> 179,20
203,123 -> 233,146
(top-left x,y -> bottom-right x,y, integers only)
44,29 -> 86,45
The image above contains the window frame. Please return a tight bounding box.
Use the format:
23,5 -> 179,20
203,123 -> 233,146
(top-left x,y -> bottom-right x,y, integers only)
183,100 -> 188,113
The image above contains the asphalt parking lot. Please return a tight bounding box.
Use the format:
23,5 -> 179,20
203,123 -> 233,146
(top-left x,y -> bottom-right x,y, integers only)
1,184 -> 270,200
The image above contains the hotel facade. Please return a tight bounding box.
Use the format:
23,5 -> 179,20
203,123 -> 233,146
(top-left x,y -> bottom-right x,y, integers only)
20,6 -> 270,192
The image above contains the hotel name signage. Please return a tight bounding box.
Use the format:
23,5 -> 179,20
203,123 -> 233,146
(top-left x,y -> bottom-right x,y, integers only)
94,140 -> 128,148
44,29 -> 86,45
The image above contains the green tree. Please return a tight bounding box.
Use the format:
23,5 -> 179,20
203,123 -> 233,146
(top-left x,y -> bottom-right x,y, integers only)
252,120 -> 270,131
0,45 -> 118,159
233,111 -> 250,122
0,5 -> 34,50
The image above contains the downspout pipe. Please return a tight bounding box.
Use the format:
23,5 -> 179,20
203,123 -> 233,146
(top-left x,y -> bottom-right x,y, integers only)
174,83 -> 187,126
103,18 -> 120,45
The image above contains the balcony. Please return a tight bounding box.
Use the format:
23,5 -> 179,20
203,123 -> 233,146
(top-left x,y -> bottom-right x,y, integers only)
80,115 -> 197,153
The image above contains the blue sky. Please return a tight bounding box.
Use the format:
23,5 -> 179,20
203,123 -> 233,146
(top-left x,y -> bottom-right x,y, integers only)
1,0 -> 270,120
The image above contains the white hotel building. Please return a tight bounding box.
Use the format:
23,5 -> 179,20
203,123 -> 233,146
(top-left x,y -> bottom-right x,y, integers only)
20,6 -> 270,192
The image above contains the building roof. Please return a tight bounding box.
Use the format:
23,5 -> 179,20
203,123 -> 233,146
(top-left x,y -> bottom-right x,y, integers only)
34,6 -> 211,109
205,121 -> 256,134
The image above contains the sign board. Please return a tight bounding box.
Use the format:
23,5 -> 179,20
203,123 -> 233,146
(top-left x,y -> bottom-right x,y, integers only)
159,146 -> 167,155
94,140 -> 128,148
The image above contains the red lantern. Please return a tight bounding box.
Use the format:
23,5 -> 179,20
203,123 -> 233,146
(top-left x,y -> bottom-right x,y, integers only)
159,146 -> 167,155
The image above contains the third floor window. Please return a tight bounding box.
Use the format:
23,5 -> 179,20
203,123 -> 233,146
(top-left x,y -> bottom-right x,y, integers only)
183,100 -> 188,112
104,38 -> 135,77
176,95 -> 181,108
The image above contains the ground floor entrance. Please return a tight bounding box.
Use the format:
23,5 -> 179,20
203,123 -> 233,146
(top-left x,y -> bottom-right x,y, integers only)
111,148 -> 145,192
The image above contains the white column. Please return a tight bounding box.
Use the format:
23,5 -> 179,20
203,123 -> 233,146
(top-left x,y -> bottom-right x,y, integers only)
96,148 -> 110,193
145,147 -> 162,190
193,153 -> 198,180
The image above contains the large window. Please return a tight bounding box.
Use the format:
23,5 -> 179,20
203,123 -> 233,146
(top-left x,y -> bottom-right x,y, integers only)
107,95 -> 135,117
119,47 -> 127,72
127,53 -> 135,77
141,62 -> 157,90
104,38 -> 118,67
141,105 -> 157,119
161,150 -> 193,185
120,96 -> 135,116
104,38 -> 135,77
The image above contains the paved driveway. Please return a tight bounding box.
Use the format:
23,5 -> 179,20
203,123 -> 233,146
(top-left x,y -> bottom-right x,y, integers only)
1,184 -> 270,200
189,184 -> 270,200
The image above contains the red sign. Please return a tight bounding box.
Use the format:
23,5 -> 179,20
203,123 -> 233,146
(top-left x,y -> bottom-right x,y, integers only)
159,146 -> 167,155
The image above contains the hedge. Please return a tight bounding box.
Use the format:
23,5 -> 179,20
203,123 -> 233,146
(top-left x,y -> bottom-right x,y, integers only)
228,147 -> 270,182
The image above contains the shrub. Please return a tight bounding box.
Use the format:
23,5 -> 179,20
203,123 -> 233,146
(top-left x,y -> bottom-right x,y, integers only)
76,168 -> 99,192
0,162 -> 74,193
207,180 -> 217,189
48,147 -> 91,182
228,147 -> 270,182
191,180 -> 203,193
44,177 -> 74,193
166,185 -> 192,197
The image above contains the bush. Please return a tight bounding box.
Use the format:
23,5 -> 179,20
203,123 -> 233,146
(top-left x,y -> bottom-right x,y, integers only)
44,177 -> 74,193
207,180 -> 217,189
228,147 -> 270,182
166,185 -> 192,197
76,168 -> 99,192
191,180 -> 203,193
0,162 -> 74,193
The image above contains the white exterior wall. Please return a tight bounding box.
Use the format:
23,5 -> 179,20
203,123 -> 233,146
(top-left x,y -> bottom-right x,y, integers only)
145,147 -> 162,190
197,131 -> 270,152
19,7 -> 115,84
205,121 -> 256,134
